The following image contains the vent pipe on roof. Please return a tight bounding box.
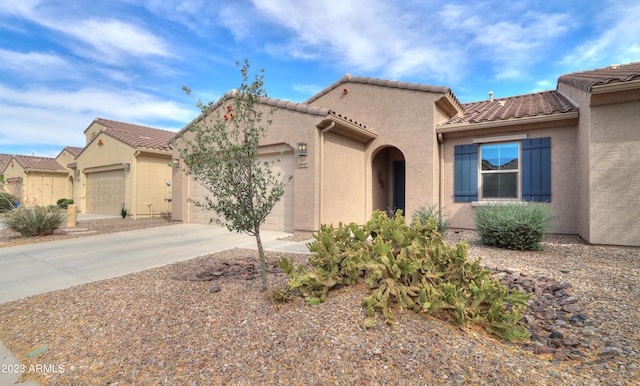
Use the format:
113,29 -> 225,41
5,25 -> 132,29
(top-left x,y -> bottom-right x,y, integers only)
489,91 -> 494,102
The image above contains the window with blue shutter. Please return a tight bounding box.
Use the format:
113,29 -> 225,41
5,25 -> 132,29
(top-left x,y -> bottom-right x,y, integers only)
522,137 -> 551,202
454,144 -> 478,202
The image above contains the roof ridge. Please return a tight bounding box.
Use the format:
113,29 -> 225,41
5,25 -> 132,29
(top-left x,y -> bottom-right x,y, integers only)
303,73 -> 463,110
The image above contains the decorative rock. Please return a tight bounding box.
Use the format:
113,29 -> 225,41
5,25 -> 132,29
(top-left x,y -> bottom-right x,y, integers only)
598,347 -> 624,357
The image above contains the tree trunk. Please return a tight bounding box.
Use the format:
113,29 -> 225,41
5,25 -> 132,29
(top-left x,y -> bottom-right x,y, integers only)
254,227 -> 268,291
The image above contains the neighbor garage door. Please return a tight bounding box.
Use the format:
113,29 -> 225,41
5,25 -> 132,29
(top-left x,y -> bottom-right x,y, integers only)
86,169 -> 125,215
189,153 -> 294,232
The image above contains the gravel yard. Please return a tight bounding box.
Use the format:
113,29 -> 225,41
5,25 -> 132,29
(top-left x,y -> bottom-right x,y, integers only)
0,222 -> 638,385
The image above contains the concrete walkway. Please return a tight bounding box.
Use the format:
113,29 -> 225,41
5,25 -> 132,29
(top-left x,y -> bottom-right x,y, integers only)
0,223 -> 313,386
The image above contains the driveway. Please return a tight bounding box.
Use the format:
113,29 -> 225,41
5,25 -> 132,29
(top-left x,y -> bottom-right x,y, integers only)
0,223 -> 312,304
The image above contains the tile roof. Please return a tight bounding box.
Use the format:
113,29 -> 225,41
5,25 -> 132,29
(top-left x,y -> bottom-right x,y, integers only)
558,62 -> 640,92
443,90 -> 578,125
63,146 -> 83,157
11,155 -> 67,172
94,118 -> 175,151
0,153 -> 12,172
304,74 -> 463,110
173,92 -> 331,139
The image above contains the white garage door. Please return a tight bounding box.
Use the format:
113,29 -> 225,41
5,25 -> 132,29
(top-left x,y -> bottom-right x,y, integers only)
86,169 -> 125,215
189,153 -> 294,232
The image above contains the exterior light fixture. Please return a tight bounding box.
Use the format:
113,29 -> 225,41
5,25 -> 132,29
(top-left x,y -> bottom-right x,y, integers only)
123,163 -> 131,171
297,142 -> 308,156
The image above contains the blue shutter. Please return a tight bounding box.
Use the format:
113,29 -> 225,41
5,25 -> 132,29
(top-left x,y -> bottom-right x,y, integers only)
454,144 -> 478,202
522,137 -> 551,202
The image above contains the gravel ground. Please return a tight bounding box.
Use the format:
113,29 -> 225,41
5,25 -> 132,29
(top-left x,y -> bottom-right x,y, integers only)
0,224 -> 638,385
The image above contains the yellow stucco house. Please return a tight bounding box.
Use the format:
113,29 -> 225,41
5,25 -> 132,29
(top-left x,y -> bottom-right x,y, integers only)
1,154 -> 70,207
171,62 -> 639,247
72,118 -> 175,218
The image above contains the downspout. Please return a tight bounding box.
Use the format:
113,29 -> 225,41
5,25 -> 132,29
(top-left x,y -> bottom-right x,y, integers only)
319,122 -> 335,226
437,133 -> 444,221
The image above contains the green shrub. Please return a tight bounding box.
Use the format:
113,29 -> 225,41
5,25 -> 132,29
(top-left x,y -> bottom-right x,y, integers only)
56,198 -> 74,209
5,206 -> 66,237
278,210 -> 530,341
0,192 -> 18,212
411,204 -> 450,235
120,206 -> 127,218
474,202 -> 555,251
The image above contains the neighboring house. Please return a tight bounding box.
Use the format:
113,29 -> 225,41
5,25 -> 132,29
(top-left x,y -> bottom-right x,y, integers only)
73,118 -> 175,218
171,62 -> 640,247
0,153 -> 12,186
1,154 -> 69,207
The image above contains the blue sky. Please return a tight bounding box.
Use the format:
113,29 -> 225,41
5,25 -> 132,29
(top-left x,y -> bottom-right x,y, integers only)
1,0 -> 639,157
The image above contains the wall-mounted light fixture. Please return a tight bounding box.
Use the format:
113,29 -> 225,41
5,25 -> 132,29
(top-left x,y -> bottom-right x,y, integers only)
123,163 -> 131,171
296,142 -> 308,156
75,170 -> 80,178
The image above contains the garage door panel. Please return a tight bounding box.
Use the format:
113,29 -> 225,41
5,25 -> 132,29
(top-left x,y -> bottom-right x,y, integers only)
86,170 -> 125,215
189,154 -> 294,232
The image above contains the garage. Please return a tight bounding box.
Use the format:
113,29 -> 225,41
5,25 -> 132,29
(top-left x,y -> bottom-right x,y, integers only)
189,153 -> 294,232
86,169 -> 125,215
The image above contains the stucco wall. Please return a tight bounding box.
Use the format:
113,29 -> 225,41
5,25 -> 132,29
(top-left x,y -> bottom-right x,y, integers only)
3,163 -> 68,207
558,84 -> 592,241
308,83 -> 443,222
442,125 -> 579,235
134,154 -> 172,218
320,131 -> 366,225
588,100 -> 640,246
172,102 -> 322,231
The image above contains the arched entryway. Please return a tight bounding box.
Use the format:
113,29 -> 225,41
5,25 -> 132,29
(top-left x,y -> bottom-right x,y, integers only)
371,146 -> 405,215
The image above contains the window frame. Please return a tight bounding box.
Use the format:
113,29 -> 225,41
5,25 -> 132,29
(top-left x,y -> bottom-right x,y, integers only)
478,141 -> 521,201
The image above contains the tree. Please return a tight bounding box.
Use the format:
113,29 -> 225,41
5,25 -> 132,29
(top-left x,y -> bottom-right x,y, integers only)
175,60 -> 291,291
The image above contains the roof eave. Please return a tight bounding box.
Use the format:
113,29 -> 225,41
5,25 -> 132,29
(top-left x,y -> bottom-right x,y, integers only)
436,111 -> 580,134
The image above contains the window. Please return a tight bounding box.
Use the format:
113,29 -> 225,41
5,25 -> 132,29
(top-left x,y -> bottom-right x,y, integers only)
454,138 -> 551,202
480,142 -> 519,199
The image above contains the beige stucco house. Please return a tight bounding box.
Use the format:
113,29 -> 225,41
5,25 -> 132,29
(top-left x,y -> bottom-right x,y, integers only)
1,154 -> 70,207
72,118 -> 174,218
171,62 -> 640,247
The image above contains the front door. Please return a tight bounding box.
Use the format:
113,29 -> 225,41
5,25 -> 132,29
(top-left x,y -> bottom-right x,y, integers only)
392,160 -> 405,214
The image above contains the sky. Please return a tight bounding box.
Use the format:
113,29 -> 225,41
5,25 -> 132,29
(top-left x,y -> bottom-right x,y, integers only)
1,0 -> 639,158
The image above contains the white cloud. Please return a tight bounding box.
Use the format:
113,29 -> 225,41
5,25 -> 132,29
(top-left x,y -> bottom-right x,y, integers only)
64,18 -> 173,63
562,2 -> 640,67
0,84 -> 195,148
247,0 -> 463,80
439,4 -> 572,80
0,49 -> 70,77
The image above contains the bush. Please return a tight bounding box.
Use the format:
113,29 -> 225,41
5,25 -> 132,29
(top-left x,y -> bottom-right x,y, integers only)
411,204 -> 450,235
5,206 -> 66,237
56,198 -> 74,209
474,202 -> 555,251
278,210 -> 530,341
0,192 -> 18,212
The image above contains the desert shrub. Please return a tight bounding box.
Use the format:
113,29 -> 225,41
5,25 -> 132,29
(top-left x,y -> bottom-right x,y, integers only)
411,204 -> 450,235
278,210 -> 530,341
5,206 -> 66,237
56,198 -> 74,209
474,202 -> 555,251
0,192 -> 18,212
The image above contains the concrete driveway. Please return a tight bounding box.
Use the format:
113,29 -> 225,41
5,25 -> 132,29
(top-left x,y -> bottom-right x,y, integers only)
0,222 -> 312,385
0,223 -> 312,304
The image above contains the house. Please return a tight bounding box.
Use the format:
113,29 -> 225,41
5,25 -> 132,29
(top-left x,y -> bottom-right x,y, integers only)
171,62 -> 640,247
1,154 -> 70,207
73,118 -> 174,218
0,153 -> 12,184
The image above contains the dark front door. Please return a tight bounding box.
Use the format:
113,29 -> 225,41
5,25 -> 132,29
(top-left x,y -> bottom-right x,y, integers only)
392,160 -> 405,214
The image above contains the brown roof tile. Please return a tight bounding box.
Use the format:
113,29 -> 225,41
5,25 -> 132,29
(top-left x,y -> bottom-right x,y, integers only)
444,90 -> 577,125
558,62 -> 640,92
11,155 -> 67,172
94,118 -> 175,151
0,154 -> 12,172
63,146 -> 83,157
